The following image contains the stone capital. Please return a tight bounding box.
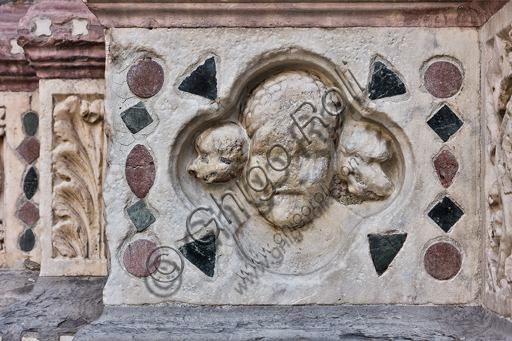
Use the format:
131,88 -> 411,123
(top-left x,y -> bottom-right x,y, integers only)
0,4 -> 38,92
17,0 -> 105,79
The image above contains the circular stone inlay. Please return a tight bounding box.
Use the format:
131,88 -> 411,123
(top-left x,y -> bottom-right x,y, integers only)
123,239 -> 161,277
127,60 -> 164,98
424,242 -> 462,280
424,61 -> 463,98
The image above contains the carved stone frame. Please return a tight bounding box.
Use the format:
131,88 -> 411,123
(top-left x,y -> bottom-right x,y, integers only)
40,79 -> 107,276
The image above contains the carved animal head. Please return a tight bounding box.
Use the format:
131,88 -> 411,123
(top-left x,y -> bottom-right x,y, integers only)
188,122 -> 249,184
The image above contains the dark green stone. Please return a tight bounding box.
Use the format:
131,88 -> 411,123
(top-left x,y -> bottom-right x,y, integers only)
23,167 -> 38,199
22,111 -> 39,136
127,200 -> 155,232
179,234 -> 216,277
368,233 -> 407,276
19,228 -> 35,252
428,196 -> 464,232
426,105 -> 464,142
178,57 -> 217,100
120,102 -> 154,134
368,61 -> 407,100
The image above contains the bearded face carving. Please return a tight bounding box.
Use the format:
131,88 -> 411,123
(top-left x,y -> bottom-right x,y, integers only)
187,70 -> 395,228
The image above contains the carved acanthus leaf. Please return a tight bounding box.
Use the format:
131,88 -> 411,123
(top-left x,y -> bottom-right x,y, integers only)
52,95 -> 105,259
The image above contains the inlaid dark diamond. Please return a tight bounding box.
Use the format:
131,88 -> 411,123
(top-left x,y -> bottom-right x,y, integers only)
178,57 -> 217,100
23,167 -> 38,199
22,111 -> 39,136
428,197 -> 463,232
368,61 -> 407,100
127,200 -> 155,232
19,228 -> 35,252
120,102 -> 153,134
178,234 -> 216,277
427,105 -> 463,142
368,233 -> 407,276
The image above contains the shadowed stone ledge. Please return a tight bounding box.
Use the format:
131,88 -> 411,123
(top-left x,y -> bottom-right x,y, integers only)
75,304 -> 512,341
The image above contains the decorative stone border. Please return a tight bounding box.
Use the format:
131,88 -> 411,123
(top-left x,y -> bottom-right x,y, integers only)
39,79 -> 107,276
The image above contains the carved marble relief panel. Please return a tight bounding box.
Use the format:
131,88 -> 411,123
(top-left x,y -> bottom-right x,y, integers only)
482,6 -> 512,318
103,28 -> 480,306
39,79 -> 107,276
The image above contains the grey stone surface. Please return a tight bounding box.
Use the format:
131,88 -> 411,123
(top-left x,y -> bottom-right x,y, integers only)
0,270 -> 106,341
75,304 -> 512,340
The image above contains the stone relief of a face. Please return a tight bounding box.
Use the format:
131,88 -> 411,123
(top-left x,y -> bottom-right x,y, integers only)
332,119 -> 394,205
187,70 -> 396,229
240,70 -> 339,228
187,122 -> 249,184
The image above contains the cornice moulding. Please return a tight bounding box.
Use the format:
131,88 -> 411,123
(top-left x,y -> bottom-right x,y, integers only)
85,1 -> 508,28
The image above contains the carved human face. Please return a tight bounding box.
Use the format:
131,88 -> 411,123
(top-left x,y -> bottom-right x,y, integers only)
188,122 -> 248,184
336,119 -> 394,199
241,71 -> 339,228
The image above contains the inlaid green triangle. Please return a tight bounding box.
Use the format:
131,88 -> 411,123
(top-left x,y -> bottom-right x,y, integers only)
179,234 -> 216,277
368,233 -> 407,276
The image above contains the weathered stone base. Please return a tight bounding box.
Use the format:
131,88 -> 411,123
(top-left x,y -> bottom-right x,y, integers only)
0,270 -> 106,341
75,304 -> 512,340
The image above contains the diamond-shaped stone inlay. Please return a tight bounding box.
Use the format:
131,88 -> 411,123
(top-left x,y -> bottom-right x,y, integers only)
17,137 -> 40,164
125,144 -> 155,198
19,228 -> 35,252
127,200 -> 156,232
23,167 -> 38,199
368,61 -> 407,100
120,102 -> 154,134
427,105 -> 463,142
434,149 -> 459,188
178,57 -> 217,100
427,197 -> 463,232
18,201 -> 39,227
424,242 -> 462,280
123,239 -> 161,277
179,234 -> 216,277
368,233 -> 407,276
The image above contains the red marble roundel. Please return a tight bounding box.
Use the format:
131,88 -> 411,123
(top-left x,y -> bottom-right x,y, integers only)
127,60 -> 164,98
125,144 -> 155,198
424,61 -> 462,98
123,239 -> 161,277
424,242 -> 462,280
